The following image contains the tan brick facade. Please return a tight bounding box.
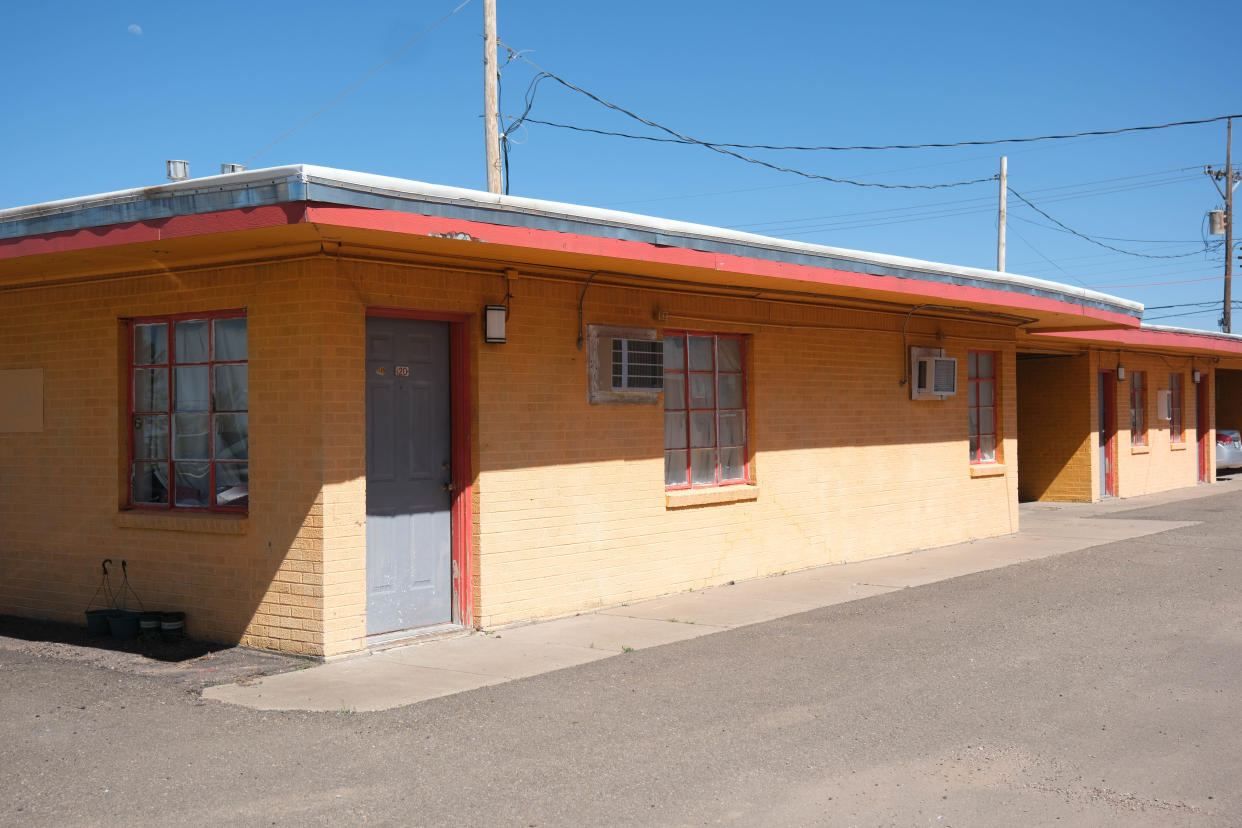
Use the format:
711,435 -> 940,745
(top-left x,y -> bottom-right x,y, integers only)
0,260 -> 329,654
1016,354 -> 1093,502
1109,354 -> 1203,498
1,251 -> 1024,656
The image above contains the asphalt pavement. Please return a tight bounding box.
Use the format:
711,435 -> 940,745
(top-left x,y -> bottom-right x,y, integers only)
3,483 -> 1241,826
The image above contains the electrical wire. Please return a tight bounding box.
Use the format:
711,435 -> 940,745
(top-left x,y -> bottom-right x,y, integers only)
246,0 -> 473,164
1009,214 -> 1208,245
1007,224 -> 1090,286
519,113 -> 1242,151
499,70 -> 554,195
500,49 -> 996,190
1007,187 -> 1223,259
1093,274 -> 1227,289
731,167 -> 1203,238
1145,304 -> 1240,322
1145,301 -> 1227,310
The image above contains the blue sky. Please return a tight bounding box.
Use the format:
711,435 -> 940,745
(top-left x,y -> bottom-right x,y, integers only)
3,1 -> 1240,329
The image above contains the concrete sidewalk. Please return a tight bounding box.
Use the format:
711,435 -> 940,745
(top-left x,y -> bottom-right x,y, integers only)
203,483 -> 1230,712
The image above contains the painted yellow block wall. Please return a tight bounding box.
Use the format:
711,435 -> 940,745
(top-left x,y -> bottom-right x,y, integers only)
454,272 -> 1019,628
1112,355 -> 1200,498
1,252 -> 1022,657
311,258 -> 1020,646
0,260 -> 331,655
1016,354 -> 1092,502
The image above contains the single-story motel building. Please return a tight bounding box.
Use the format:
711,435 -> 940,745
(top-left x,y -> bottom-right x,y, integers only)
3,166 -> 1242,657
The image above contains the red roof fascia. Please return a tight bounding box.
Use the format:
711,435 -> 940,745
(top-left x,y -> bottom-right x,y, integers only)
303,205 -> 1140,327
1032,327 -> 1242,355
0,204 -> 308,259
0,201 -> 1140,327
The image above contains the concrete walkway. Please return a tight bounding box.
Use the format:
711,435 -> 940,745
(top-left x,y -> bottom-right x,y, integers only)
204,482 -> 1231,712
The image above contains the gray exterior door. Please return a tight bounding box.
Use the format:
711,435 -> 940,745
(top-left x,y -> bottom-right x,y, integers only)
365,317 -> 453,636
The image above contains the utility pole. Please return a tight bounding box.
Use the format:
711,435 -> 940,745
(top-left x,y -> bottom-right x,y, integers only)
1207,118 -> 1239,332
997,156 -> 1007,272
1227,118 -> 1235,333
483,0 -> 503,194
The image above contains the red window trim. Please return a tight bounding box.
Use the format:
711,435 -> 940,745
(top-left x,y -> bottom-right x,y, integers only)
663,330 -> 751,490
1169,373 -> 1184,443
968,350 -> 998,465
126,309 -> 248,514
1129,370 -> 1148,446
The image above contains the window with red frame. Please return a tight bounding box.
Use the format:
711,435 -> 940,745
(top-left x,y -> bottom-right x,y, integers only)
1129,370 -> 1147,446
663,332 -> 748,488
1169,373 -> 1183,442
968,351 -> 998,463
130,312 -> 248,511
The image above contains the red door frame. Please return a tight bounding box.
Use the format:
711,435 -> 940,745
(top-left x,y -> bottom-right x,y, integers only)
1100,370 -> 1117,498
1197,375 -> 1210,483
367,307 -> 474,628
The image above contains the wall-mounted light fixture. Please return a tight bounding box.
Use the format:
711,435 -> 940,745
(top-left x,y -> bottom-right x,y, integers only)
1193,369 -> 1202,384
1117,365 -> 1126,382
484,305 -> 507,344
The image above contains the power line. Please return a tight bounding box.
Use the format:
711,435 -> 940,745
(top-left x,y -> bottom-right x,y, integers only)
500,51 -> 996,190
727,166 -> 1202,238
731,173 -> 1207,239
246,0 -> 473,164
1093,274 -> 1227,289
1145,303 -> 1242,322
520,113 -> 1242,152
1007,187 -> 1222,259
1145,301 -> 1226,310
1007,224 -> 1090,286
1009,214 -> 1207,244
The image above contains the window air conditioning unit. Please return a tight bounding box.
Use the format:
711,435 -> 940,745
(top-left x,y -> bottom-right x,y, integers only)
911,347 -> 957,400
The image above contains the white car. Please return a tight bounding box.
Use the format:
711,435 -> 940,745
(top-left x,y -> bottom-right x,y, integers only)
1218,429 -> 1242,470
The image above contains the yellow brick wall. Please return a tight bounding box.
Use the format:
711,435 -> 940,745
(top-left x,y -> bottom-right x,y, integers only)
1112,354 -> 1200,498
1016,354 -> 1093,501
466,275 -> 1019,628
0,260 -> 329,655
2,251 -> 1026,656
284,258 -> 1022,649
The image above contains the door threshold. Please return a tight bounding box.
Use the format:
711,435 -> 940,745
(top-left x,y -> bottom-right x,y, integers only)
366,622 -> 466,651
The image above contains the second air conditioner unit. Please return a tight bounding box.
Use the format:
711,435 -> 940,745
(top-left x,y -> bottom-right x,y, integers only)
911,348 -> 957,400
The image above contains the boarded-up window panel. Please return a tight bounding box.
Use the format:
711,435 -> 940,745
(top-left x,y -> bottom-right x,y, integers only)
0,369 -> 43,432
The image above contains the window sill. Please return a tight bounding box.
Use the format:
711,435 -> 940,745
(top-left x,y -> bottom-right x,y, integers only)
666,485 -> 759,509
1170,442 -> 1187,451
969,463 -> 1006,478
1131,445 -> 1150,455
115,510 -> 248,535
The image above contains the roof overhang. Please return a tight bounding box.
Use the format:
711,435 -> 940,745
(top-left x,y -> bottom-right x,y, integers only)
0,165 -> 1143,330
1023,323 -> 1242,360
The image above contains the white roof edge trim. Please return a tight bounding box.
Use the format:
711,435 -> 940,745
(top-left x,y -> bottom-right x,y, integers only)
1140,324 -> 1242,342
294,166 -> 1143,316
0,165 -> 311,222
0,163 -> 1143,317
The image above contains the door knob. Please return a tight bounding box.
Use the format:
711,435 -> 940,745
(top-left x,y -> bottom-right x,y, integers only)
443,481 -> 456,492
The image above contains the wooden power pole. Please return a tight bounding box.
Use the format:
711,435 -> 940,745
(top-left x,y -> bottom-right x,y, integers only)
997,156 -> 1007,272
483,0 -> 503,194
1208,119 -> 1240,332
1226,118 -> 1234,333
